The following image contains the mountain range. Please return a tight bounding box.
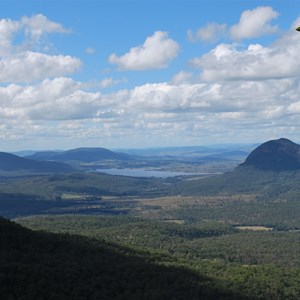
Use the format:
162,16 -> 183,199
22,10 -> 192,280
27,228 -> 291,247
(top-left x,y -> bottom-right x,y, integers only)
0,137 -> 299,184
0,152 -> 73,174
26,147 -> 133,163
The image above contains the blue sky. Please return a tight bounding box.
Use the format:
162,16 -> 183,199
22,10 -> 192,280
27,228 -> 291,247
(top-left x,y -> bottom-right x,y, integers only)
1,0 -> 300,150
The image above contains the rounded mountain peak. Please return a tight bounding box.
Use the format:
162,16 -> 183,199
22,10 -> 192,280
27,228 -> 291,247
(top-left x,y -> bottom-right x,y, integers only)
241,138 -> 300,171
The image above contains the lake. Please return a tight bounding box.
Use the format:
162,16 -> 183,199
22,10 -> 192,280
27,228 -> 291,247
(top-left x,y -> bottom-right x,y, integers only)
97,168 -> 206,178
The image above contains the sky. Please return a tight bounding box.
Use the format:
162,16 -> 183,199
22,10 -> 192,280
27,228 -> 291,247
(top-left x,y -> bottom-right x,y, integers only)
1,0 -> 300,151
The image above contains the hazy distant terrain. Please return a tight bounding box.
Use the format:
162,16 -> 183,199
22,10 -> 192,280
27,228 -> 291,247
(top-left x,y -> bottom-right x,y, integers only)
22,144 -> 254,175
0,139 -> 299,221
0,143 -> 253,218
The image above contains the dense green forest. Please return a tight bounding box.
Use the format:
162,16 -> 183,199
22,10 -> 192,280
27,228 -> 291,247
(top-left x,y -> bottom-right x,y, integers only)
139,196 -> 300,230
15,215 -> 300,299
1,217 -> 251,300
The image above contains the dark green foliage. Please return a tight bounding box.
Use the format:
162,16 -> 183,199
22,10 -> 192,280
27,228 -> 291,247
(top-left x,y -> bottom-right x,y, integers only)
18,215 -> 300,267
16,215 -> 300,299
0,217 -> 248,300
153,198 -> 300,229
184,231 -> 300,267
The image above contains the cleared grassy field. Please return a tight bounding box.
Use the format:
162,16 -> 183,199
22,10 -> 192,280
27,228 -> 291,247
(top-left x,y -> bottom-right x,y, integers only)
236,226 -> 273,231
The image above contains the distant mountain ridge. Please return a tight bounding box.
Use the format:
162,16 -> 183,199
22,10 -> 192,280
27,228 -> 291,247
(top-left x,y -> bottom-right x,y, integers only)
0,152 -> 73,173
27,147 -> 133,163
239,138 -> 300,171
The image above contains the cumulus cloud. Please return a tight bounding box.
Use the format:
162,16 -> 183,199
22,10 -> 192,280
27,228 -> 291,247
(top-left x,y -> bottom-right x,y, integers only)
21,14 -> 69,40
0,78 -> 246,122
0,18 -> 20,55
190,26 -> 300,82
187,23 -> 227,43
1,74 -> 300,147
230,6 -> 279,40
108,31 -> 180,70
0,77 -> 107,121
2,76 -> 298,123
0,52 -> 81,83
0,15 -> 81,83
110,78 -> 300,145
0,14 -> 69,56
187,6 -> 278,44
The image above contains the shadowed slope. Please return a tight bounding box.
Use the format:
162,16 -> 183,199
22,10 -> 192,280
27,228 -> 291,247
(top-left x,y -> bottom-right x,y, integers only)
0,217 -> 248,300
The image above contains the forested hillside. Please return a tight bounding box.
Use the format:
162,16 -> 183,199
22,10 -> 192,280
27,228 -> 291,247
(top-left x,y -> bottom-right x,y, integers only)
1,217 -> 250,300
16,215 -> 300,300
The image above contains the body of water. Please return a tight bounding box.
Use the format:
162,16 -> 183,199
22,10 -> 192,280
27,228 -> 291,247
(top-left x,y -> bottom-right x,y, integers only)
97,168 -> 206,178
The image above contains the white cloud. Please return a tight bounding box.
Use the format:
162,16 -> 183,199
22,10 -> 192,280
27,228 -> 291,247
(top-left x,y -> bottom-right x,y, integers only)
21,14 -> 69,40
0,15 -> 80,83
108,31 -> 180,70
1,75 -> 300,148
190,26 -> 300,82
2,78 -> 266,123
0,18 -> 20,55
230,6 -> 279,40
186,6 -> 279,45
187,23 -> 227,43
0,15 -> 70,57
0,78 -> 104,120
0,51 -> 81,83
